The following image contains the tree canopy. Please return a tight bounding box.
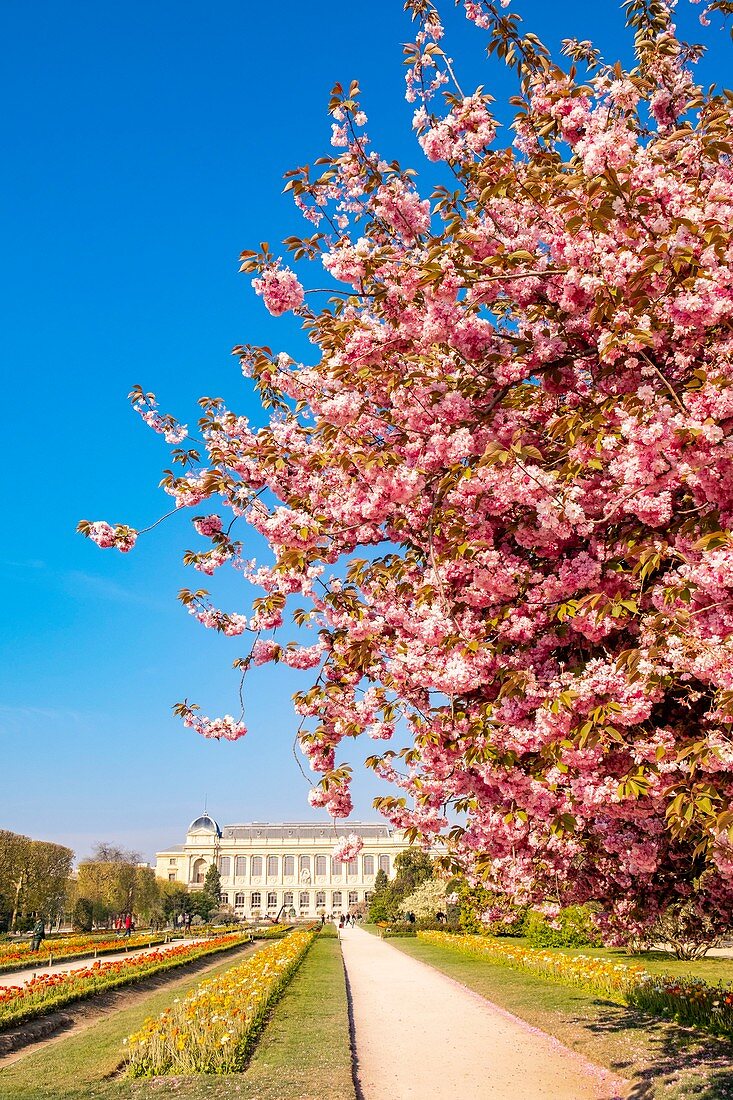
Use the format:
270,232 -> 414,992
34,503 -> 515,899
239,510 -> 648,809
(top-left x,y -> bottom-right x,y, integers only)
83,0 -> 733,937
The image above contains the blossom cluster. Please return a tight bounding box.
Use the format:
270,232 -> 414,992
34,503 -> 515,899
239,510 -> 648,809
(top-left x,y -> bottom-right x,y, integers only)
90,1 -> 733,929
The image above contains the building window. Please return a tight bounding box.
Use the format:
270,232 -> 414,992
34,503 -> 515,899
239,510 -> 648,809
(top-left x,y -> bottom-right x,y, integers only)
267,855 -> 278,877
169,857 -> 177,865
251,856 -> 263,877
349,891 -> 358,906
235,856 -> 246,877
220,893 -> 229,906
299,855 -> 311,875
378,855 -> 390,875
315,855 -> 327,876
219,856 -> 231,877
347,858 -> 358,877
267,892 -> 277,909
283,855 -> 295,876
299,891 -> 310,910
192,857 -> 206,884
332,890 -> 342,908
363,854 -> 374,876
283,891 -> 294,909
168,873 -> 177,882
316,891 -> 326,907
331,857 -> 343,877
251,891 -> 261,908
365,891 -> 373,903
235,893 -> 246,907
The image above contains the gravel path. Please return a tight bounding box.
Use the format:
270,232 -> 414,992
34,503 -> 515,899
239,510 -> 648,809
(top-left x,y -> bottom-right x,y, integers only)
0,937 -> 206,987
340,925 -> 628,1100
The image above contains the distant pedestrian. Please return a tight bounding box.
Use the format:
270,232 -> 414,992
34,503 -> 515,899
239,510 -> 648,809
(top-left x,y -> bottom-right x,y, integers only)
124,913 -> 133,938
320,914 -> 325,928
30,917 -> 45,953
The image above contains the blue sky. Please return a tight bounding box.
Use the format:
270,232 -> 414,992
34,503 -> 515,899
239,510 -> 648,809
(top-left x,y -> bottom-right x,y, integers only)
1,1 -> 728,862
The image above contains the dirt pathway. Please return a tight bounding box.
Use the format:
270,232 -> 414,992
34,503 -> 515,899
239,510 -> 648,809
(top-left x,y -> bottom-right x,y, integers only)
340,926 -> 628,1100
0,937 -> 207,987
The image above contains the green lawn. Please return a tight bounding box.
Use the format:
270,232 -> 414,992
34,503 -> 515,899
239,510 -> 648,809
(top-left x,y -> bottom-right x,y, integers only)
0,931 -> 354,1100
388,936 -> 733,1100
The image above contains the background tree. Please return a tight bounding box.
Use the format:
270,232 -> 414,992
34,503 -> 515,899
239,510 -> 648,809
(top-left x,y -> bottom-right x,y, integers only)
399,879 -> 448,921
84,0 -> 733,938
203,863 -> 221,905
76,843 -> 152,926
0,831 -> 73,931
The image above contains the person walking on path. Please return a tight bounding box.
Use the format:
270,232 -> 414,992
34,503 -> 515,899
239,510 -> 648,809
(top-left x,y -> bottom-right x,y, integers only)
123,914 -> 133,938
340,924 -> 627,1100
29,917 -> 45,953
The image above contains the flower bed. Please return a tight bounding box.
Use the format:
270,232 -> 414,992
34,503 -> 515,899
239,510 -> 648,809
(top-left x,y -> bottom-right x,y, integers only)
0,933 -> 249,1031
417,932 -> 733,1038
626,974 -> 733,1038
417,932 -> 647,1000
125,929 -> 314,1076
0,932 -> 171,974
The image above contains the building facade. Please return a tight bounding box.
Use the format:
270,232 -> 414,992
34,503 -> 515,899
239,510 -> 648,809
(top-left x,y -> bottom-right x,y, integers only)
155,813 -> 411,919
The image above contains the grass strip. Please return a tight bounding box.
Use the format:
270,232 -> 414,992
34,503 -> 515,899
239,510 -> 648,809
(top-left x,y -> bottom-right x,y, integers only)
0,930 -> 354,1100
0,935 -> 250,1031
390,935 -> 733,1100
419,931 -> 733,1039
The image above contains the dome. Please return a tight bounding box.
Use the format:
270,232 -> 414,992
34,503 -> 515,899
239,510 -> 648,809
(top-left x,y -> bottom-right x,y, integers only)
188,813 -> 221,837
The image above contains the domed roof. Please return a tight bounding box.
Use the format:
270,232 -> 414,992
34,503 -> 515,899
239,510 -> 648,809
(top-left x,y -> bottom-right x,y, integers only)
188,813 -> 221,837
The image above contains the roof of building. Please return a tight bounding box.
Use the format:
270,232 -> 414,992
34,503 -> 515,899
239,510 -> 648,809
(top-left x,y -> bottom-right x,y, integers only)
188,813 -> 222,837
218,822 -> 395,841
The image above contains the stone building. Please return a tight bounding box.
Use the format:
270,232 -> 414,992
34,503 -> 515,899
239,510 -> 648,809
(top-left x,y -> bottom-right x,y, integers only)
155,812 -> 411,919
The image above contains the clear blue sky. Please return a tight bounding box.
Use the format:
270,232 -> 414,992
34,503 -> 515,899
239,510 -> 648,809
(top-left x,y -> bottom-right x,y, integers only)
1,1 -> 728,862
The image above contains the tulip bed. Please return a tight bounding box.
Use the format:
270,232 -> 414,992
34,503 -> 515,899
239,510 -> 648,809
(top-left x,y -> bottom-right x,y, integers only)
0,931 -> 171,974
125,929 -> 315,1076
418,932 -> 647,1000
418,932 -> 733,1039
0,933 -> 249,1031
626,974 -> 733,1038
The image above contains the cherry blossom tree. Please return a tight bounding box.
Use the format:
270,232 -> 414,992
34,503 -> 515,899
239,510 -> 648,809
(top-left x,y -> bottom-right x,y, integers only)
81,0 -> 733,937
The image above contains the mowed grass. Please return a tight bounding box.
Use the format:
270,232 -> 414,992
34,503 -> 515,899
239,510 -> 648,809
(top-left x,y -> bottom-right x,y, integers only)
388,936 -> 733,1100
0,932 -> 354,1100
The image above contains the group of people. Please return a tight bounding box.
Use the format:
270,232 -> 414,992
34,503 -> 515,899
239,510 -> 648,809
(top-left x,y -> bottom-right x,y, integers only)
337,912 -> 361,928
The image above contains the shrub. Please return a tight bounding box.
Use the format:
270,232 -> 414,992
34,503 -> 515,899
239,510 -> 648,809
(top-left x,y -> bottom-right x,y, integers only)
523,906 -> 602,948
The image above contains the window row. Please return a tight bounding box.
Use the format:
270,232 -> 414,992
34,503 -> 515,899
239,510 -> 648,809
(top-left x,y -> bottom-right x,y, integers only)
220,890 -> 367,909
216,853 -> 389,877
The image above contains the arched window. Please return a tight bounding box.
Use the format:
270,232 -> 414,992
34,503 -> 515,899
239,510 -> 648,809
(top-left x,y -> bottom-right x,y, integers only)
235,893 -> 246,907
218,856 -> 231,877
363,854 -> 374,876
332,890 -> 342,908
299,855 -> 311,875
283,891 -> 293,908
267,855 -> 278,877
315,855 -> 327,876
192,857 -> 206,884
299,891 -> 310,910
331,857 -> 343,877
251,891 -> 261,908
348,891 -> 358,906
267,892 -> 277,908
378,854 -> 390,875
316,891 -> 326,907
251,856 -> 263,877
365,891 -> 373,903
220,893 -> 229,905
234,856 -> 246,877
347,858 -> 358,876
284,855 -> 295,876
